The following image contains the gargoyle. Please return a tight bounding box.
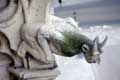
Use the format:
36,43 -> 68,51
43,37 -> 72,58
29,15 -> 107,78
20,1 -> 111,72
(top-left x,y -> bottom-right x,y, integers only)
0,0 -> 108,79
37,16 -> 108,64
0,0 -> 108,68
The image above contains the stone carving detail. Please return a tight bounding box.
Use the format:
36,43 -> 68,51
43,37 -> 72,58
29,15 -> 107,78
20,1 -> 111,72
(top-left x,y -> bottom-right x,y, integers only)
0,0 -> 60,80
0,0 -> 107,80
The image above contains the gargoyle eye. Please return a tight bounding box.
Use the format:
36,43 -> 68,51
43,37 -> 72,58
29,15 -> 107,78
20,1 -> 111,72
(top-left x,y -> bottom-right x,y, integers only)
82,44 -> 89,53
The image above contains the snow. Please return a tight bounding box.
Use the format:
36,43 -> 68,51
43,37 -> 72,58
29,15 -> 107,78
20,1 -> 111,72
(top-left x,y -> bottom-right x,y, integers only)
55,24 -> 120,80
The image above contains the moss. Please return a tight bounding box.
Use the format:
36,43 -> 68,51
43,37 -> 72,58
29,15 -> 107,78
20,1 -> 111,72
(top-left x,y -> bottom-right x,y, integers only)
59,32 -> 82,54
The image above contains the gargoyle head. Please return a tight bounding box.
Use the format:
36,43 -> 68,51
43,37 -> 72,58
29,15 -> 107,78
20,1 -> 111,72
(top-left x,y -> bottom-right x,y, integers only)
50,32 -> 108,64
81,36 -> 108,64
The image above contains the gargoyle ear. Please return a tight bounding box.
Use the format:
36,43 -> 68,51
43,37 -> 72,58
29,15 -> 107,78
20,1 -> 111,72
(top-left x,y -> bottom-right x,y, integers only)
82,44 -> 89,53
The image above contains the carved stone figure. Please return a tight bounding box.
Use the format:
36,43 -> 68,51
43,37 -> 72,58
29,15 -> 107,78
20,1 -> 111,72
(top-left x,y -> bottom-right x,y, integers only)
0,0 -> 107,80
0,0 -> 60,80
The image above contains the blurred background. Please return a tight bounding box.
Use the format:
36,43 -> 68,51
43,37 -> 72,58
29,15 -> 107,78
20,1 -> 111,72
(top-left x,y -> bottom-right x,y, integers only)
54,0 -> 120,27
53,0 -> 120,80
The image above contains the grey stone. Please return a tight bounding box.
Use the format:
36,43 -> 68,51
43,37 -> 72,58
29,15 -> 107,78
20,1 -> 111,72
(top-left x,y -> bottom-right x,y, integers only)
0,0 -> 60,80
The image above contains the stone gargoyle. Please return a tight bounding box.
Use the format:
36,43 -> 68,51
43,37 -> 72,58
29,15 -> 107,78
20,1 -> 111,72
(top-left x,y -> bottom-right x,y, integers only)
0,0 -> 107,80
0,0 -> 108,70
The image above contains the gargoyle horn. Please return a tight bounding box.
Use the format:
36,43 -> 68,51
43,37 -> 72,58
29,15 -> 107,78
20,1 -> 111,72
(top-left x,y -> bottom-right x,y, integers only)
99,36 -> 108,48
94,36 -> 108,53
93,36 -> 99,51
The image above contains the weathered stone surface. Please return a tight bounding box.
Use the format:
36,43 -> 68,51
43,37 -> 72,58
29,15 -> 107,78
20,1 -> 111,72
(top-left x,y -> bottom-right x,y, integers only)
0,54 -> 11,80
0,0 -> 60,80
8,67 -> 60,80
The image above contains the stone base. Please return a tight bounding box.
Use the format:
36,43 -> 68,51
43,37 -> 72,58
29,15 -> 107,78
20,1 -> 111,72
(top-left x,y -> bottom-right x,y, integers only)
8,67 -> 60,80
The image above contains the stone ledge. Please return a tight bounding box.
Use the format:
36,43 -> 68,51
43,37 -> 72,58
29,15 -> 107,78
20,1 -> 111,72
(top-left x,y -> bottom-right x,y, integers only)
8,67 -> 60,79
